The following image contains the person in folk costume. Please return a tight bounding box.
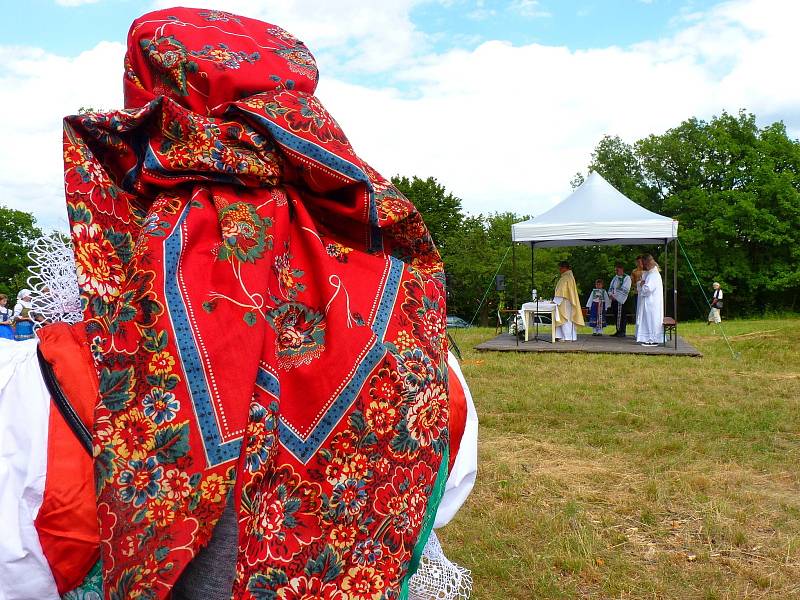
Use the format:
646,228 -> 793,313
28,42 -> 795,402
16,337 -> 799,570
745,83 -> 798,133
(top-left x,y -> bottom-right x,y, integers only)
585,278 -> 611,336
13,289 -> 36,340
0,294 -> 15,340
608,263 -> 632,338
708,282 -> 723,324
0,329 -> 476,600
0,7 -> 478,600
635,254 -> 664,346
553,261 -> 585,342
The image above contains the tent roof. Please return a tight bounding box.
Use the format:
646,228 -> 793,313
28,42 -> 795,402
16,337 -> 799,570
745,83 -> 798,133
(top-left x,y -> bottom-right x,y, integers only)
512,171 -> 678,247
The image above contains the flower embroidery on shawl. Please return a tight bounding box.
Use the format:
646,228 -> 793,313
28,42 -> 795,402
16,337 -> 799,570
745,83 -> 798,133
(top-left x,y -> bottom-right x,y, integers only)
275,47 -> 318,80
72,222 -> 124,302
64,136 -> 133,224
142,388 -> 180,425
266,25 -> 319,82
275,91 -> 348,145
341,564 -> 386,600
401,277 -> 446,357
118,456 -> 163,507
373,462 -> 434,551
405,381 -> 448,447
267,302 -> 326,370
139,35 -> 199,96
325,241 -> 353,263
273,247 -> 306,300
396,348 -> 435,390
241,465 -> 324,564
191,43 -> 260,70
198,10 -> 241,23
245,401 -> 279,473
278,575 -> 345,600
112,409 -> 156,460
218,202 -> 273,262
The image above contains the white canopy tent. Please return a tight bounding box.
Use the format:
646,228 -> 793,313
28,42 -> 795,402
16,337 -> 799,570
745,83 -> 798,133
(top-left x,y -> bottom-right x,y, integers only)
510,171 -> 680,348
512,171 -> 678,247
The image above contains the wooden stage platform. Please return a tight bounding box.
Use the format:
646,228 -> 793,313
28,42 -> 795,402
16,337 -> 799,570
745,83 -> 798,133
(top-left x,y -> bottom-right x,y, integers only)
475,332 -> 702,356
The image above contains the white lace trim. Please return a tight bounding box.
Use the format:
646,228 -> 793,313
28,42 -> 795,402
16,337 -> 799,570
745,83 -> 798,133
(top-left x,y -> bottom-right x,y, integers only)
26,235 -> 83,327
408,531 -> 472,600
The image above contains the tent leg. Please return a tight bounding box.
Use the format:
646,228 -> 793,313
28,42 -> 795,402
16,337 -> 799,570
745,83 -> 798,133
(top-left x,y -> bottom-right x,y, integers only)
512,242 -> 517,309
663,239 -> 669,314
674,238 -> 678,350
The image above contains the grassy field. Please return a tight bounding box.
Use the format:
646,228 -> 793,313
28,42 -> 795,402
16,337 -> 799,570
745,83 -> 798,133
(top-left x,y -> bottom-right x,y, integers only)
440,317 -> 800,599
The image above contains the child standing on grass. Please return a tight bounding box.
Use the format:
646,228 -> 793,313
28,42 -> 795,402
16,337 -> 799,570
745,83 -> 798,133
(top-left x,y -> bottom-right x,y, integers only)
586,279 -> 611,336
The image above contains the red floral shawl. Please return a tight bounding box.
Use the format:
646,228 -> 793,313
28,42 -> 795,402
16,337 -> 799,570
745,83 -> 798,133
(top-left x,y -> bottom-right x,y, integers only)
64,8 -> 449,599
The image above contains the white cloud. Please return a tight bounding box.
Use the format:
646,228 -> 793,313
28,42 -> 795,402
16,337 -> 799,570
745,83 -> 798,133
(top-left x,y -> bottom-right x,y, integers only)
0,0 -> 797,232
0,42 -> 123,229
508,0 -> 551,18
321,0 -> 800,218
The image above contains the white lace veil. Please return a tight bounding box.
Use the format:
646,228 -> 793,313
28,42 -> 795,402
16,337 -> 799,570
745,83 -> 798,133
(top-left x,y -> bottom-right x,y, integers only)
26,235 -> 82,327
408,531 -> 473,600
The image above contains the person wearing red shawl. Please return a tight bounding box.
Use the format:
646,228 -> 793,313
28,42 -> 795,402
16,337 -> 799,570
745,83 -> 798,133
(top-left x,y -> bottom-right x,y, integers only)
0,7 -> 477,600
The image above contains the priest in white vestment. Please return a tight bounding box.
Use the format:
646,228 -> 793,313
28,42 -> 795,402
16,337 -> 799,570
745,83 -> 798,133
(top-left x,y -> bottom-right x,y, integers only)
635,254 -> 664,346
553,261 -> 585,341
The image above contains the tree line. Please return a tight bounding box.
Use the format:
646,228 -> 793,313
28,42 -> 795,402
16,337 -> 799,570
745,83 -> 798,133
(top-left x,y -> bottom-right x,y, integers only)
395,110 -> 800,322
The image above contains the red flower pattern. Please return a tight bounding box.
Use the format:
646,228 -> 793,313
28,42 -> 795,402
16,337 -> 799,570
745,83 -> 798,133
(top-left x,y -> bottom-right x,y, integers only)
64,7 -> 448,599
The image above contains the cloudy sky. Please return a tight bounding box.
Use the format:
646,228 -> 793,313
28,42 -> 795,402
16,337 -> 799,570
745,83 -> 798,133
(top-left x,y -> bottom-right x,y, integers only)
0,0 -> 797,231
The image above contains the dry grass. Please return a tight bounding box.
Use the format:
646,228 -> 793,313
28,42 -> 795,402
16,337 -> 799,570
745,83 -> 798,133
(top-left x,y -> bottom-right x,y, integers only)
439,317 -> 800,599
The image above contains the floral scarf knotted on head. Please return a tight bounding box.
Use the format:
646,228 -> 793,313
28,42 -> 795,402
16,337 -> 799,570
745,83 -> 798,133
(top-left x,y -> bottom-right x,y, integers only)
64,7 -> 449,599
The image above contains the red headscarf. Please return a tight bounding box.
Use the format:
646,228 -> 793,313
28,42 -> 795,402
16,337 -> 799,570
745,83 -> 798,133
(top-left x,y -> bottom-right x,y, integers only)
64,7 -> 448,598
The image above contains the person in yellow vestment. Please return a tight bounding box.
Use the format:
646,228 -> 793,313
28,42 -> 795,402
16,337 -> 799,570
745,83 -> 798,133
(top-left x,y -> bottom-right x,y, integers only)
553,261 -> 585,341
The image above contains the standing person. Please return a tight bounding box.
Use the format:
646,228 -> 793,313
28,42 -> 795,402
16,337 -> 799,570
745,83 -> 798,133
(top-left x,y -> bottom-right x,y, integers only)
630,255 -> 644,318
553,261 -> 585,341
608,263 -> 632,337
12,290 -> 35,341
0,295 -> 14,340
0,8 -> 471,600
635,255 -> 664,346
585,279 -> 611,336
708,282 -> 723,324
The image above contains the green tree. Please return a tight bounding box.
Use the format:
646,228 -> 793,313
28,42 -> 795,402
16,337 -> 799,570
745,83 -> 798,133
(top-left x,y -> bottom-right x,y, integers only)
586,110 -> 800,316
0,205 -> 43,297
391,175 -> 463,253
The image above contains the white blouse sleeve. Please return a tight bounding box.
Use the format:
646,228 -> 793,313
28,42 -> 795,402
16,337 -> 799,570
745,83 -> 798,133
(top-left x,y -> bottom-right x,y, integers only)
434,352 -> 478,529
0,339 -> 59,600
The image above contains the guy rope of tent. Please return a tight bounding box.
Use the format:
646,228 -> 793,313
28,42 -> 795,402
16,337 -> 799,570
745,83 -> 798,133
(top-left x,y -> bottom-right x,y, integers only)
469,246 -> 512,327
678,238 -> 739,360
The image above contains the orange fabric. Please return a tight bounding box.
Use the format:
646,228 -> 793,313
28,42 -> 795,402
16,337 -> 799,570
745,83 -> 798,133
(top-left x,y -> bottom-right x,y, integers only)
447,364 -> 468,473
35,323 -> 100,594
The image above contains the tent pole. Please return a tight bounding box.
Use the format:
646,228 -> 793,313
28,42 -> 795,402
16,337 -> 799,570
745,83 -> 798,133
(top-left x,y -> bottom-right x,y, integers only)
512,242 -> 517,309
531,243 -> 536,298
674,238 -> 678,350
663,239 -> 669,312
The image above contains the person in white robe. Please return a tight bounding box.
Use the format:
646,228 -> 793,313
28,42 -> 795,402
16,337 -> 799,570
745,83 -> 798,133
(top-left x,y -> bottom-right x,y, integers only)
635,254 -> 664,346
553,261 -> 585,341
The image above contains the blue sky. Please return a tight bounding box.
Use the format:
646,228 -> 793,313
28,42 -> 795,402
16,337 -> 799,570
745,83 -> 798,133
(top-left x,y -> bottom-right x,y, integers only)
3,0 -> 717,71
0,0 -> 795,230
